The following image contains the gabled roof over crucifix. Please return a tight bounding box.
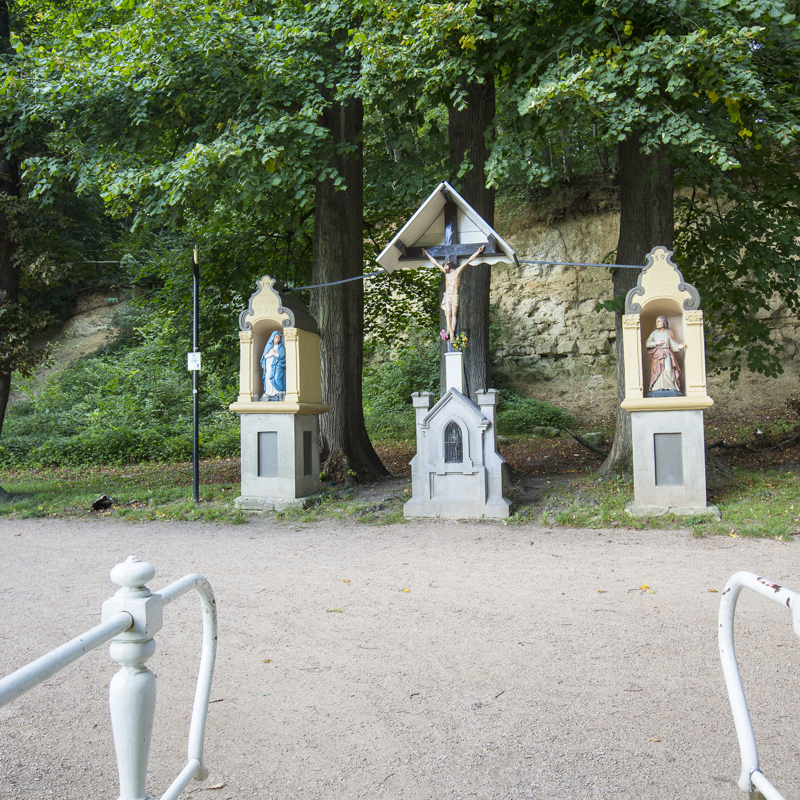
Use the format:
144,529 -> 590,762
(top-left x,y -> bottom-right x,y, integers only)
376,181 -> 519,274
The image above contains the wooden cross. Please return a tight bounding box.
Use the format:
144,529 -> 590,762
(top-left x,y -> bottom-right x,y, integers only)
394,187 -> 499,263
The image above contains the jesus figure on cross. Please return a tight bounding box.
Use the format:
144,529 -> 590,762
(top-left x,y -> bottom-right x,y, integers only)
421,245 -> 485,345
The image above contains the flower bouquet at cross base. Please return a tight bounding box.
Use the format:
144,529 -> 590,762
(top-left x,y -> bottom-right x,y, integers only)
440,330 -> 468,351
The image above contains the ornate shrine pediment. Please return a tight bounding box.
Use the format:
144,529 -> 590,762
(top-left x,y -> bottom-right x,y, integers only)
376,182 -> 518,274
420,388 -> 490,431
239,276 -> 319,334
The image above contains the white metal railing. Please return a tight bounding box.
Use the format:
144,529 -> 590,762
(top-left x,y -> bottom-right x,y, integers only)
0,555 -> 217,800
719,571 -> 800,800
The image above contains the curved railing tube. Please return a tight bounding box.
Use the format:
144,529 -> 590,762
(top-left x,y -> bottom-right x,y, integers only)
156,573 -> 218,799
0,555 -> 217,800
719,571 -> 800,799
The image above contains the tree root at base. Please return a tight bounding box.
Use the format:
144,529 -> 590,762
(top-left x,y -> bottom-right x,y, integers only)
320,451 -> 390,486
564,428 -> 610,459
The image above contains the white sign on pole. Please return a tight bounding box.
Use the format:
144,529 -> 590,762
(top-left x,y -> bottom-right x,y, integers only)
187,352 -> 201,371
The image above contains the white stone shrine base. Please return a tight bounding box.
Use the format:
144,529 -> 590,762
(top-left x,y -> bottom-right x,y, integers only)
625,503 -> 721,520
235,495 -> 318,514
404,497 -> 512,519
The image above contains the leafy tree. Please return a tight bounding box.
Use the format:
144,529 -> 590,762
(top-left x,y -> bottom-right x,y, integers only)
0,0 -> 22,499
2,1 -> 126,494
358,2 -> 540,401
5,0 -> 799,486
519,0 -> 800,473
4,0 -> 395,480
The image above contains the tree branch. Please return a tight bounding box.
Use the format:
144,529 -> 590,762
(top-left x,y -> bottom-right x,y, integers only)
565,428 -> 610,458
707,430 -> 800,453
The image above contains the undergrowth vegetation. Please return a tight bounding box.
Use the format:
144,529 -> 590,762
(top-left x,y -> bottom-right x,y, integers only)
1,315 -> 240,468
2,310 -> 579,469
363,328 -> 577,442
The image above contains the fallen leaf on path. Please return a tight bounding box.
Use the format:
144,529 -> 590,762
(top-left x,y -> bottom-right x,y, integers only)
648,738 -> 661,742
326,607 -> 343,613
597,589 -> 607,593
342,578 -> 350,583
708,589 -> 718,593
401,589 -> 410,593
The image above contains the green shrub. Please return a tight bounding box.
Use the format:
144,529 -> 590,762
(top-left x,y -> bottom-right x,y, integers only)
1,321 -> 239,467
496,396 -> 577,435
362,330 -> 576,441
363,332 -> 439,441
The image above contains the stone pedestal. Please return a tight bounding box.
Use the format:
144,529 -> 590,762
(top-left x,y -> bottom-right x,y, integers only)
404,354 -> 511,519
444,351 -> 465,394
627,409 -> 718,518
236,413 -> 320,512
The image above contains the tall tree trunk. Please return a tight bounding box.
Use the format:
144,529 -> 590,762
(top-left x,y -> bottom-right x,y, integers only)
311,96 -> 388,483
446,77 -> 495,404
599,132 -> 674,476
0,0 -> 19,501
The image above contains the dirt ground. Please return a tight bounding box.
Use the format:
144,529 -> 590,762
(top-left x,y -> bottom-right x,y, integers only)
3,518 -> 800,800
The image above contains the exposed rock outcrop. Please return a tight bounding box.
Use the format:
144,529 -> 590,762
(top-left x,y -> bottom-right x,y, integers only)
491,210 -> 800,386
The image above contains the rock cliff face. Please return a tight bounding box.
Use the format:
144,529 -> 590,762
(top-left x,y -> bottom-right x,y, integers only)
490,210 -> 800,385
491,212 -> 620,382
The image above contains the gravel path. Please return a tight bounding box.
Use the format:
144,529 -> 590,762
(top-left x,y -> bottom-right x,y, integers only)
1,517 -> 799,800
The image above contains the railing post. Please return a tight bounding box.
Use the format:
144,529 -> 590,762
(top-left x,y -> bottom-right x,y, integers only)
102,556 -> 164,800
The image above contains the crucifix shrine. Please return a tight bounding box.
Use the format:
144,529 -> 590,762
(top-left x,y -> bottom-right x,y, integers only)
377,182 -> 518,519
384,184 -> 512,351
422,243 -> 485,345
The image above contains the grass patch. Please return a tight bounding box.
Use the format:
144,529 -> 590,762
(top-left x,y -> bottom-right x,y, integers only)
528,468 -> 800,539
0,460 -> 409,526
699,470 -> 800,540
274,491 -> 406,526
0,460 -> 243,523
3,458 -> 796,536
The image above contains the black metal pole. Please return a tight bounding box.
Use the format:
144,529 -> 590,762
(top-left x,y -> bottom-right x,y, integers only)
192,246 -> 200,502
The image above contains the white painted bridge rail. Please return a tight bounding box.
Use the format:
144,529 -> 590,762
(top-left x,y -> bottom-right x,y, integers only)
0,611 -> 133,709
0,555 -> 217,800
719,571 -> 800,800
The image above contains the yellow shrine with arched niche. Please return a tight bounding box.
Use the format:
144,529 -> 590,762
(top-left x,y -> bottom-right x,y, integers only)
621,246 -> 712,411
229,276 -> 328,414
229,276 -> 328,512
620,247 -> 718,518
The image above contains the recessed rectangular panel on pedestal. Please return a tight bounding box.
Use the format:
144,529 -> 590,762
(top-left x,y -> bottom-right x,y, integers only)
654,433 -> 683,486
258,432 -> 278,477
303,430 -> 312,477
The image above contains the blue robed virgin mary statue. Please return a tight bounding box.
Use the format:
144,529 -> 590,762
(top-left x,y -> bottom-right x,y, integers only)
260,331 -> 287,399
